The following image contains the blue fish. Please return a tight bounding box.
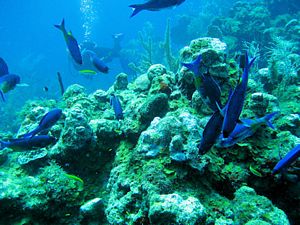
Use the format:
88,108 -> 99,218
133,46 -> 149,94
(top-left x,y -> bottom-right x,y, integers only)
54,19 -> 83,65
198,110 -> 224,154
182,54 -> 221,111
0,135 -> 57,151
23,108 -> 62,138
181,54 -> 202,75
129,0 -> 185,17
199,71 -> 222,111
0,57 -> 9,77
85,50 -> 109,74
110,94 -> 124,120
218,112 -> 278,148
272,144 -> 300,175
222,52 -> 256,138
0,74 -> 21,102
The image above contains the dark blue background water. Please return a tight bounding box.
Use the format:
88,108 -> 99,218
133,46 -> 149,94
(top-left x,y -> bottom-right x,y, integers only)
0,0 -> 235,131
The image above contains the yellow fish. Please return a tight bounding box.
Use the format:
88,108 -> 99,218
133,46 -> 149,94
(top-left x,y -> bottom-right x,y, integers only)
79,69 -> 97,76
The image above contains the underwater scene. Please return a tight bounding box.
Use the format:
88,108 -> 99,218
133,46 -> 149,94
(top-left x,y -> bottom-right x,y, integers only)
0,0 -> 300,224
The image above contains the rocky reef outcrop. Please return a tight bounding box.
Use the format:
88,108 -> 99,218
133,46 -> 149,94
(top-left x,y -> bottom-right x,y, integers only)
0,25 -> 299,225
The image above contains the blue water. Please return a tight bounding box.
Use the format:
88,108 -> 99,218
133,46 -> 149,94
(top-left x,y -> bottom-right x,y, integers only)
0,0 -> 232,131
0,1 -> 232,88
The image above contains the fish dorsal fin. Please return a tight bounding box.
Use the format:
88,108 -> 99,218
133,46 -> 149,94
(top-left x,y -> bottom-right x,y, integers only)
110,94 -> 115,106
240,119 -> 251,127
0,57 -> 9,76
38,112 -> 49,126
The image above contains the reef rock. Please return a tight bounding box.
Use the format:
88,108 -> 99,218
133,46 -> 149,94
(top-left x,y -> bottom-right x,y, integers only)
180,37 -> 227,78
0,163 -> 83,224
90,89 -> 109,110
139,93 -> 169,125
178,37 -> 228,99
192,90 -> 213,115
114,73 -> 128,90
250,92 -> 280,117
278,114 -> 300,137
91,118 -> 122,151
233,186 -> 289,225
149,193 -> 206,225
63,84 -> 88,108
50,105 -> 94,157
147,64 -> 167,82
137,110 -> 202,162
17,149 -> 47,166
133,73 -> 151,92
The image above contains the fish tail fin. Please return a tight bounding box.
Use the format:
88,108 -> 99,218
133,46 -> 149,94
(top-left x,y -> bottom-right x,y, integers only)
264,111 -> 279,129
181,54 -> 202,75
0,90 -> 5,102
215,102 -> 224,116
0,140 -> 7,150
54,18 -> 66,32
244,51 -> 256,70
129,4 -> 144,17
248,56 -> 256,70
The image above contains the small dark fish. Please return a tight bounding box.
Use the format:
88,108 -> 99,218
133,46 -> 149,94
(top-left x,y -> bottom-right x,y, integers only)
0,57 -> 9,77
198,110 -> 224,154
222,52 -> 256,138
0,74 -> 21,102
57,72 -> 65,96
0,135 -> 57,151
43,86 -> 49,92
198,71 -> 221,111
91,55 -> 109,74
218,112 -> 278,148
129,0 -> 185,17
23,108 -> 62,138
54,19 -> 83,65
272,144 -> 300,175
85,50 -> 109,74
110,94 -> 124,120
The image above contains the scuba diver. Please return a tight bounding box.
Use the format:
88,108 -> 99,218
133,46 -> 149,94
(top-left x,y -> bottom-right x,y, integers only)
73,34 -> 135,77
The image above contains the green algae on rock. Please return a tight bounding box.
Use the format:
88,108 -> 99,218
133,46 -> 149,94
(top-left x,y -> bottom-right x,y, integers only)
149,193 -> 206,225
233,186 -> 289,225
139,93 -> 169,125
2,5 -> 300,222
113,73 -> 128,91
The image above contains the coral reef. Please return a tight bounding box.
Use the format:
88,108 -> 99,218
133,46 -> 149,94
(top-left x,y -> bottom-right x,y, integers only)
0,162 -> 84,224
149,193 -> 206,225
1,2 -> 300,222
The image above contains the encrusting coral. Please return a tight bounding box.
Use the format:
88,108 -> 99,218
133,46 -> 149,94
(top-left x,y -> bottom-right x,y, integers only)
0,2 -> 299,223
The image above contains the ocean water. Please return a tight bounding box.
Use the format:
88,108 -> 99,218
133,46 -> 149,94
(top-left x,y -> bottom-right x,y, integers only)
0,0 -> 236,130
0,0 -> 299,224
